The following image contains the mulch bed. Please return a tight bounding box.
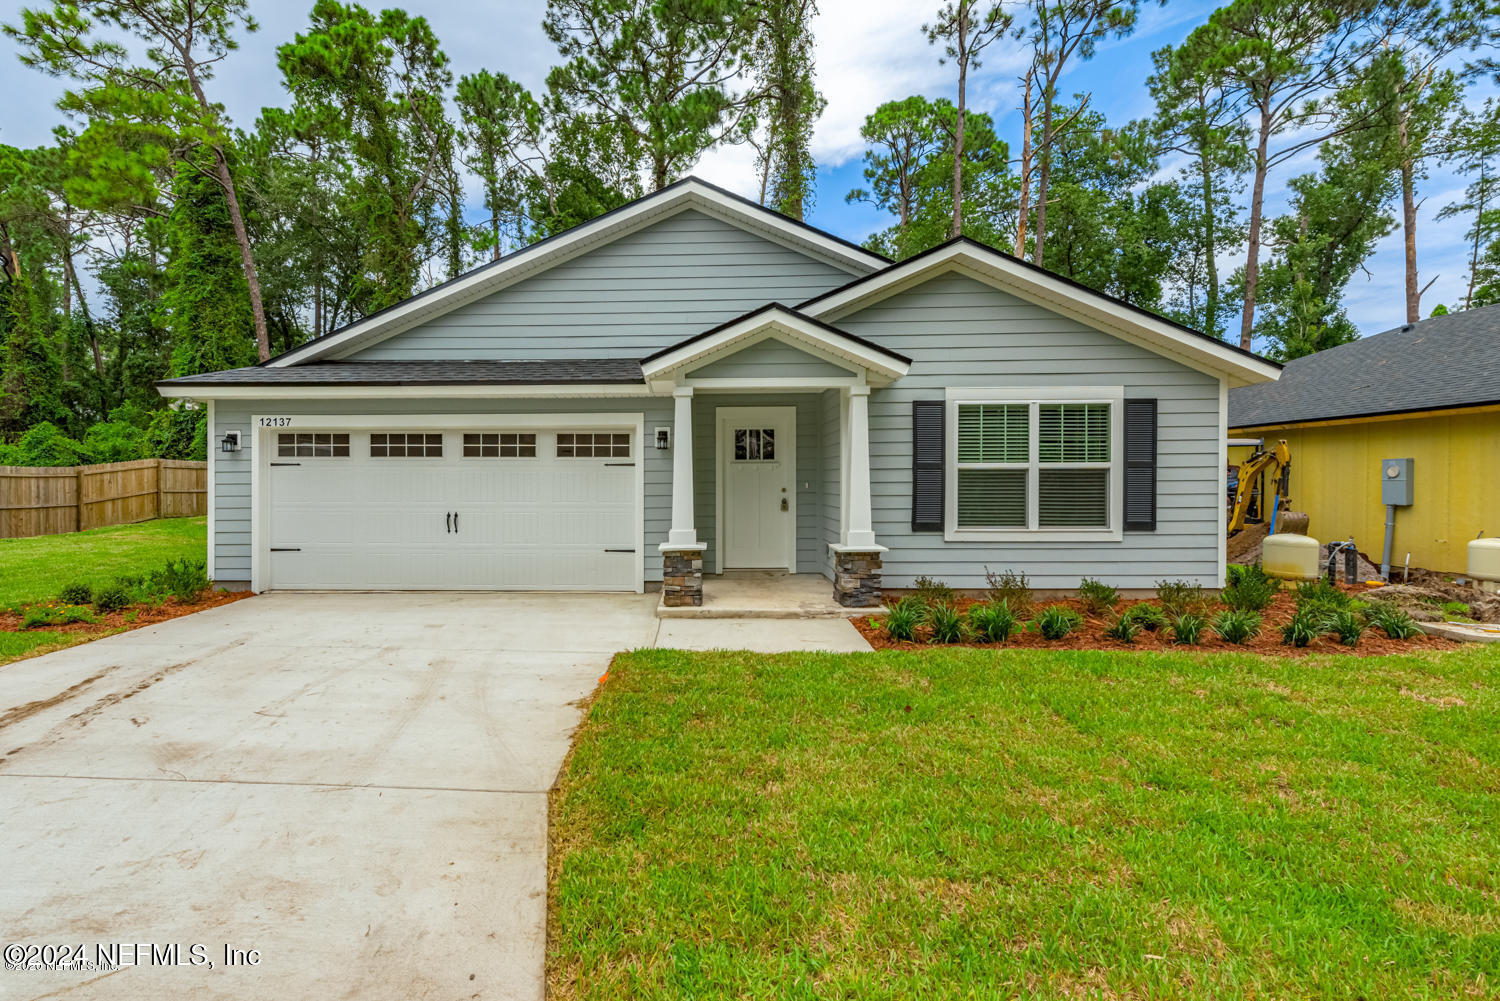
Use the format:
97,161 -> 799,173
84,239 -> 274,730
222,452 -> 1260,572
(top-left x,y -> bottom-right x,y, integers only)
854,585 -> 1461,658
0,589 -> 253,638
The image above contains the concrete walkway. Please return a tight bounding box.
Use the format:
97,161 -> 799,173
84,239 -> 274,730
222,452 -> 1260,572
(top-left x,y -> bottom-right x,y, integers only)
0,590 -> 870,1001
0,592 -> 659,1001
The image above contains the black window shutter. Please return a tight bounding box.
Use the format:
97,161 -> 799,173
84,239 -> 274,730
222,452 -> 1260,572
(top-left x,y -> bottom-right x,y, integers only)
911,400 -> 944,531
1123,398 -> 1157,532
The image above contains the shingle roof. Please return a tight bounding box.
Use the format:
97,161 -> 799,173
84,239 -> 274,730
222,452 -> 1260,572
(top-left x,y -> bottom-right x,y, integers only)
1228,306 -> 1500,428
157,358 -> 644,387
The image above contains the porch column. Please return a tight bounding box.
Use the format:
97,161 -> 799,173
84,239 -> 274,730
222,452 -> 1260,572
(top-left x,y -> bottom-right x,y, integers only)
668,386 -> 697,546
660,386 -> 705,607
845,385 -> 876,548
830,384 -> 885,608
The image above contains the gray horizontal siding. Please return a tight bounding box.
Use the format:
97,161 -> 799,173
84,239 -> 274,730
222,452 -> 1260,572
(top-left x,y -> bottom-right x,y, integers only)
836,272 -> 1224,590
348,210 -> 860,361
686,337 -> 855,380
211,397 -> 673,584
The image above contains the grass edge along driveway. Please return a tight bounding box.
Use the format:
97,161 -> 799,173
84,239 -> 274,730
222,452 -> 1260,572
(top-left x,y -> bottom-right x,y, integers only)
548,645 -> 1499,1000
0,517 -> 206,608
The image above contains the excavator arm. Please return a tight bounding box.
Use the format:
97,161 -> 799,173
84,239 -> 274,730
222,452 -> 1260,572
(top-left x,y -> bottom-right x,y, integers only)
1228,439 -> 1290,534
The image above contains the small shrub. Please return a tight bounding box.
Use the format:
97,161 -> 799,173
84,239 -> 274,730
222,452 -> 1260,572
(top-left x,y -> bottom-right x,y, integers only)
1156,579 -> 1206,617
882,596 -> 926,642
912,575 -> 956,607
93,584 -> 131,614
985,567 -> 1033,619
1212,608 -> 1261,644
1281,609 -> 1323,647
1223,563 -> 1279,612
22,605 -> 62,629
1295,579 -> 1349,619
1366,604 -> 1422,640
1077,577 -> 1119,614
1225,564 -> 1249,587
927,603 -> 965,643
969,601 -> 1019,644
1326,607 -> 1365,646
1037,604 -> 1082,640
58,604 -> 96,624
1441,600 -> 1475,622
57,582 -> 93,605
1170,612 -> 1206,645
1104,610 -> 1141,643
148,557 -> 211,603
1124,603 -> 1168,631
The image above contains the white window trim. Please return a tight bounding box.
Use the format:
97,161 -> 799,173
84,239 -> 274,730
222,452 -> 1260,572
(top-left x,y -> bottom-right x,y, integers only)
943,386 -> 1124,543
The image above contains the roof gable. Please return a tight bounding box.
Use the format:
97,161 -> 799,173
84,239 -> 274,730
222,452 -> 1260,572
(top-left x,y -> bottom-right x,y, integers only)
801,238 -> 1281,388
684,335 -> 858,380
268,178 -> 887,368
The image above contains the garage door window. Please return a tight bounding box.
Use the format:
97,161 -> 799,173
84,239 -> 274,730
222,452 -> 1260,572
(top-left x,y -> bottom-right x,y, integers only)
278,433 -> 350,458
463,432 -> 537,458
557,432 -> 630,458
370,433 -> 444,458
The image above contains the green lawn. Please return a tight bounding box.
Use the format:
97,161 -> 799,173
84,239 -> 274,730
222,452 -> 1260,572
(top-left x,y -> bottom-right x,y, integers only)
0,517 -> 206,607
550,646 -> 1500,999
0,630 -> 96,666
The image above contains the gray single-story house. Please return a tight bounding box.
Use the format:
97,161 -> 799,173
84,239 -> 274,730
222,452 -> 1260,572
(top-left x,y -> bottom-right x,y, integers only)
157,177 -> 1280,606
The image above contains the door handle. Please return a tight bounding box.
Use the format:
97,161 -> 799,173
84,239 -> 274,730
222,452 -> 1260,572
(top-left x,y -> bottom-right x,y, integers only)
454,511 -> 459,533
446,512 -> 452,533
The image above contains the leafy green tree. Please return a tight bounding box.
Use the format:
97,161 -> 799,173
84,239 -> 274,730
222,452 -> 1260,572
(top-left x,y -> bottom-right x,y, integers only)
846,97 -> 947,257
544,0 -> 756,190
159,159 -> 259,377
925,0 -> 1013,237
1436,100 -> 1500,312
1021,0 -> 1152,267
1149,43 -> 1250,340
456,70 -> 536,260
277,1 -> 458,314
1174,0 -> 1406,349
6,0 -> 272,361
747,0 -> 824,220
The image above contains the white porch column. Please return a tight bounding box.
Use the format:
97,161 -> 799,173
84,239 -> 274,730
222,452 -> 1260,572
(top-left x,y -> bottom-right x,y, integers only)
667,386 -> 698,546
844,384 -> 877,548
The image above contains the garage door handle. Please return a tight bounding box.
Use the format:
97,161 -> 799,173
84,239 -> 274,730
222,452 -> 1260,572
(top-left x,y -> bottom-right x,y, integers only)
603,548 -> 635,553
454,511 -> 459,533
446,512 -> 452,533
270,547 -> 301,552
270,462 -> 301,467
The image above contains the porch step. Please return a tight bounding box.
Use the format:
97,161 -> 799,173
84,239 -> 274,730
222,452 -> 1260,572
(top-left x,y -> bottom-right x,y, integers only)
655,571 -> 886,619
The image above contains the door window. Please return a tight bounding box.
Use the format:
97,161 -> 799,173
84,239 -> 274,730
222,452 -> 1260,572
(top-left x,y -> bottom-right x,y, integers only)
732,428 -> 776,461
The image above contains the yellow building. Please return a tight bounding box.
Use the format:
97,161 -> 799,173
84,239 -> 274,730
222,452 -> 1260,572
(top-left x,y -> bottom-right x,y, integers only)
1229,308 -> 1500,575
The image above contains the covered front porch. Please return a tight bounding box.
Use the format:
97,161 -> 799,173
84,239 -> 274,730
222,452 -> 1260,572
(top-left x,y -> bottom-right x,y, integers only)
640,305 -> 910,610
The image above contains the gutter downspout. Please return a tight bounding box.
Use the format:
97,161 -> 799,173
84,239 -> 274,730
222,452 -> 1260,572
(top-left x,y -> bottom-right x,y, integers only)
1380,504 -> 1397,581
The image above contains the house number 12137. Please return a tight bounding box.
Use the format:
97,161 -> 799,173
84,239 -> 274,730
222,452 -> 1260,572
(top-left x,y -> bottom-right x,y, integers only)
258,417 -> 293,427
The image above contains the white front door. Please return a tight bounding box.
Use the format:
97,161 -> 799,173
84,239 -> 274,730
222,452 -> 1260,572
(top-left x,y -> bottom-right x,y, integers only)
719,406 -> 795,570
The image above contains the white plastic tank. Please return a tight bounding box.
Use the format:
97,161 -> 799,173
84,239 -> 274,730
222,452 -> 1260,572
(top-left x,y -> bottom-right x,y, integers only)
1470,538 -> 1500,594
1262,533 -> 1320,581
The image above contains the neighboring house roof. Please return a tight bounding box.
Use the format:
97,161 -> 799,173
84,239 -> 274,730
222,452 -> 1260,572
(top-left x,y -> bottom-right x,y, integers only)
799,237 -> 1282,388
262,176 -> 890,369
1229,306 -> 1500,428
640,303 -> 912,384
158,359 -> 644,387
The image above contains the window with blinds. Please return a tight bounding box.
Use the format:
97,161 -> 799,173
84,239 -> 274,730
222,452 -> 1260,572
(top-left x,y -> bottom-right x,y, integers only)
952,398 -> 1113,532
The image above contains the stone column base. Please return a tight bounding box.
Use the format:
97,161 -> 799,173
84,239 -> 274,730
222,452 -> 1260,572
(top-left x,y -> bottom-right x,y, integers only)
659,545 -> 706,607
829,544 -> 887,608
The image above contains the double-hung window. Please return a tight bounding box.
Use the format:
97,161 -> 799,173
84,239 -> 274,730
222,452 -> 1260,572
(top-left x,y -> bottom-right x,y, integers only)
946,388 -> 1123,541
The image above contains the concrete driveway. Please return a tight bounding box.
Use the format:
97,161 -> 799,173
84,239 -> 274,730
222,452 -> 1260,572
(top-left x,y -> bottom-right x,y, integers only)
0,592 -> 659,1001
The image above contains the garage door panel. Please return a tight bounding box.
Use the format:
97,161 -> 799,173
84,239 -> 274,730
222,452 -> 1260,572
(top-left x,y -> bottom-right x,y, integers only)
266,427 -> 637,591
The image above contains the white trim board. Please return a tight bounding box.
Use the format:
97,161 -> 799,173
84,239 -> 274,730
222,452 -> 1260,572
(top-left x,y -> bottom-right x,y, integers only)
643,308 -> 910,384
803,243 -> 1281,389
160,383 -> 654,401
262,179 -> 887,368
247,412 -> 645,594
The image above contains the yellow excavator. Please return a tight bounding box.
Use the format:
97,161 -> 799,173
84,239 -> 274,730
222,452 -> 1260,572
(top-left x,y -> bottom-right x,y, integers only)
1228,439 -> 1291,535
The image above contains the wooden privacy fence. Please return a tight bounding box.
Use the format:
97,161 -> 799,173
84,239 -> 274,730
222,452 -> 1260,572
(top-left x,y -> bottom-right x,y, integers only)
0,458 -> 207,539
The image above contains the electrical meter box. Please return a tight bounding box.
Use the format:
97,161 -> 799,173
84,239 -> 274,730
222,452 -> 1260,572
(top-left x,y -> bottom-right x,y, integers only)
1381,458 -> 1414,506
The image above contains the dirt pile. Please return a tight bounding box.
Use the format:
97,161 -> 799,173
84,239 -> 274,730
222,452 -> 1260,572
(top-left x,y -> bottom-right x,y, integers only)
1367,582 -> 1500,623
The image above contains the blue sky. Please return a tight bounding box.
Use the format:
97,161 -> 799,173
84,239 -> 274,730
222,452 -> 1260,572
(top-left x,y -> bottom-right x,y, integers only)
2,0 -> 1492,338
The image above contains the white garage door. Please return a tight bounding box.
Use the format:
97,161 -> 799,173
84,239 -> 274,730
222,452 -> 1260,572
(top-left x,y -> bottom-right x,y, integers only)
264,427 -> 638,590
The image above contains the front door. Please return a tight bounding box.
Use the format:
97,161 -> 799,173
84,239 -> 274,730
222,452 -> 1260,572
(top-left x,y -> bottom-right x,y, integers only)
719,406 -> 795,570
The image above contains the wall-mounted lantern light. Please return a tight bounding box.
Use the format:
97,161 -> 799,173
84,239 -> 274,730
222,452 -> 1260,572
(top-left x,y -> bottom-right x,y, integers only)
654,427 -> 671,450
220,431 -> 242,453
